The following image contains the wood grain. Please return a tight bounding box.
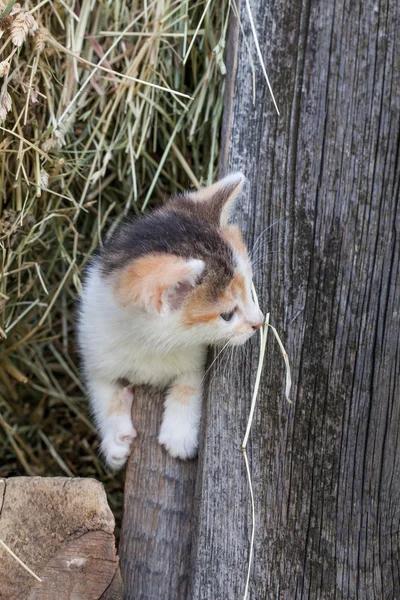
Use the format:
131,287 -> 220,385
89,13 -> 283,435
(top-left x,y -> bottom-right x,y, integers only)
190,0 -> 400,598
120,386 -> 197,600
0,477 -> 122,600
28,531 -> 118,600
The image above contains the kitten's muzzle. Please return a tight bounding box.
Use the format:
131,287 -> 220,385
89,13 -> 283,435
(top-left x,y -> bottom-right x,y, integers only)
250,309 -> 265,331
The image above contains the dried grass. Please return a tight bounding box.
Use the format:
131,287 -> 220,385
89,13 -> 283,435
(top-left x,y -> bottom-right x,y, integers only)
0,0 -> 228,534
241,308 -> 291,599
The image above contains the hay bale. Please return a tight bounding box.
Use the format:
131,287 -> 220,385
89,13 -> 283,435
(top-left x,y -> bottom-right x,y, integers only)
0,0 -> 225,532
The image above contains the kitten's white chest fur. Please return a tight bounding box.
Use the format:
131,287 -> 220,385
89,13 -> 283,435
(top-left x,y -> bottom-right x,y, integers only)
80,266 -> 207,387
77,173 -> 264,469
79,258 -> 209,469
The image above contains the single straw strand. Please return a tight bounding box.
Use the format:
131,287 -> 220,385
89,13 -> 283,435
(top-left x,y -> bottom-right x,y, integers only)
267,323 -> 292,403
241,313 -> 269,600
242,313 -> 269,449
0,539 -> 42,582
242,448 -> 256,600
182,0 -> 213,64
141,112 -> 186,211
245,0 -> 280,115
241,310 -> 292,599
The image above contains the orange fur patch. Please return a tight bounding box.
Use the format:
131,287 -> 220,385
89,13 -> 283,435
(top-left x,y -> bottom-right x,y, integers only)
183,303 -> 220,327
183,276 -> 234,327
229,272 -> 247,306
107,387 -> 132,417
221,225 -> 248,261
182,285 -> 221,327
171,384 -> 196,404
182,267 -> 248,328
116,254 -> 195,310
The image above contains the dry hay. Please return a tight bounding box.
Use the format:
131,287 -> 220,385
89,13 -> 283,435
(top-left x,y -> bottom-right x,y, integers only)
0,0 -> 228,533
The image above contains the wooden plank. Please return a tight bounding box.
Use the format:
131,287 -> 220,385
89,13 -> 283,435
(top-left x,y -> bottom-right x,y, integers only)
120,386 -> 197,599
190,0 -> 400,598
0,477 -> 122,600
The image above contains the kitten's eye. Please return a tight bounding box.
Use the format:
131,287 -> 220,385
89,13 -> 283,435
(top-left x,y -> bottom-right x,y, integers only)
220,309 -> 235,322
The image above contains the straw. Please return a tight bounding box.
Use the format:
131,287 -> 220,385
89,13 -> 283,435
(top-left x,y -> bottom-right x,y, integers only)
241,303 -> 292,598
0,0 -> 226,530
0,539 -> 42,582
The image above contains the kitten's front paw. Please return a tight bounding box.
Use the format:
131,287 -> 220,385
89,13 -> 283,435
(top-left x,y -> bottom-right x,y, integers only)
101,416 -> 137,470
158,409 -> 199,459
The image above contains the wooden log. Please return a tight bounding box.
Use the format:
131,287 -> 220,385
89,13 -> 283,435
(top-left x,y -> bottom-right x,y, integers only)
119,386 -> 197,600
190,0 -> 400,598
0,477 -> 123,600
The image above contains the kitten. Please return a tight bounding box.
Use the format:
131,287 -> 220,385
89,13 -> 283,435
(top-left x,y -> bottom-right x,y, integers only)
77,173 -> 264,469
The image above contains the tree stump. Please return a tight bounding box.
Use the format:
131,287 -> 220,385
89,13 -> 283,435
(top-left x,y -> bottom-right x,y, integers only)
0,477 -> 123,600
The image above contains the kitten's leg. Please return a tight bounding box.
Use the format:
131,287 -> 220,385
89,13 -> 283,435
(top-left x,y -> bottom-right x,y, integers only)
87,377 -> 136,470
158,371 -> 203,459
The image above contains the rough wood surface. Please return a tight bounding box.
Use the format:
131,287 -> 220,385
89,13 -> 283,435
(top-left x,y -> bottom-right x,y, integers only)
190,0 -> 400,599
120,386 -> 197,600
0,477 -> 122,600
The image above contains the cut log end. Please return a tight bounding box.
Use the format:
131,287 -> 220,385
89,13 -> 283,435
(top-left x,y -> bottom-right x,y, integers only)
0,477 -> 123,600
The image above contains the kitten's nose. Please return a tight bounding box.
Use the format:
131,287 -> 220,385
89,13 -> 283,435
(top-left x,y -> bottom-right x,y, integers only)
250,308 -> 265,331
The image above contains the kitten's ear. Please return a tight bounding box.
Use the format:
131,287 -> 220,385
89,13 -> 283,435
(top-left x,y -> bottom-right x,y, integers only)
189,172 -> 245,226
116,254 -> 204,314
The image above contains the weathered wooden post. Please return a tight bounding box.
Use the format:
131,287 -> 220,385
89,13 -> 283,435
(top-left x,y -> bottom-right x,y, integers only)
190,0 -> 400,598
119,388 -> 197,599
120,1 -> 399,598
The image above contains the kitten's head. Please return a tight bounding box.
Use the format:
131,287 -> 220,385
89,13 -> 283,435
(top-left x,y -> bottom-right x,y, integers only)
105,173 -> 264,347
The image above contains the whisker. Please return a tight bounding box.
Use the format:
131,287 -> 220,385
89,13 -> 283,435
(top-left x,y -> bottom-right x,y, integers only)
250,249 -> 279,268
202,341 -> 231,383
251,265 -> 270,278
250,218 -> 284,259
251,246 -> 279,258
250,235 -> 274,258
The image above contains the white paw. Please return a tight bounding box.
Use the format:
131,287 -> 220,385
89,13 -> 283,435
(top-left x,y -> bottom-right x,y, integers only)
158,408 -> 199,460
101,415 -> 137,470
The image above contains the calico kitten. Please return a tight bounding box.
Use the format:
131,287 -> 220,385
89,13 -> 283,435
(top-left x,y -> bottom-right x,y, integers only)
78,173 -> 264,469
